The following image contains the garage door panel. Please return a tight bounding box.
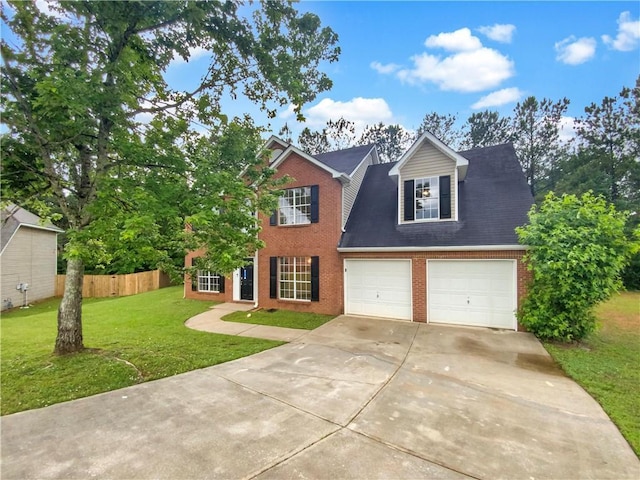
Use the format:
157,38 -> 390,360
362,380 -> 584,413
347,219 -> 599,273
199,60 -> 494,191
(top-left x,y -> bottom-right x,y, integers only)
345,260 -> 412,320
428,260 -> 516,330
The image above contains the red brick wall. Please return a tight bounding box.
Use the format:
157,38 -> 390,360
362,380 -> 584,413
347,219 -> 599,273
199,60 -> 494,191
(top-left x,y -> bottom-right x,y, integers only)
182,146 -> 532,329
184,248 -> 233,302
257,151 -> 345,315
340,250 -> 529,327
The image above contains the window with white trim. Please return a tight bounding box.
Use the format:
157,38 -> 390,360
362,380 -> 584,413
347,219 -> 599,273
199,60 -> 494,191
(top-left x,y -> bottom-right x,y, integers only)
197,271 -> 221,292
415,176 -> 439,220
278,187 -> 311,225
279,256 -> 311,301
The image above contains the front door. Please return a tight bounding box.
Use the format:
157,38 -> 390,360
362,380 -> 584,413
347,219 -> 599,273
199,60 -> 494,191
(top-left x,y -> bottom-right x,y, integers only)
240,262 -> 254,301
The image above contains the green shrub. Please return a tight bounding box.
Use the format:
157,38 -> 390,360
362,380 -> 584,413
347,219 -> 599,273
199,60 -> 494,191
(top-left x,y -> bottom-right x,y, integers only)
517,192 -> 635,341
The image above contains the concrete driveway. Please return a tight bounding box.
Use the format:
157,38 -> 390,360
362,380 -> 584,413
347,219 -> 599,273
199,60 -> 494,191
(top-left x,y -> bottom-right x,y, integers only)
2,316 -> 638,479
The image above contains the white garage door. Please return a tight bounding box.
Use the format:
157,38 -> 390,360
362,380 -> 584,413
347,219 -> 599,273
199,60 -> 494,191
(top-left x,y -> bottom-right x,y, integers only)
428,260 -> 516,330
345,260 -> 412,320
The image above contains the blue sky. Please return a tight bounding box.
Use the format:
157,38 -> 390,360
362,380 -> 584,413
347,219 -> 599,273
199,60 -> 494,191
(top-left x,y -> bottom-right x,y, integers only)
7,1 -> 640,143
166,1 -> 640,141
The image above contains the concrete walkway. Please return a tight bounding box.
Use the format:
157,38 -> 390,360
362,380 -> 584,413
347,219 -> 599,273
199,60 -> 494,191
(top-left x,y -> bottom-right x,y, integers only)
2,316 -> 639,479
185,303 -> 309,342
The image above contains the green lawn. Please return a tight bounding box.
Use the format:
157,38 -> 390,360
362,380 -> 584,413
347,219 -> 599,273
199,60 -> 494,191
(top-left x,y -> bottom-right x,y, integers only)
0,286 -> 283,415
544,291 -> 640,456
222,308 -> 335,330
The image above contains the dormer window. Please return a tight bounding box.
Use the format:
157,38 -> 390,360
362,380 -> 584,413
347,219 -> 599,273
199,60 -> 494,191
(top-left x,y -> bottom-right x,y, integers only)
403,176 -> 451,222
415,177 -> 439,220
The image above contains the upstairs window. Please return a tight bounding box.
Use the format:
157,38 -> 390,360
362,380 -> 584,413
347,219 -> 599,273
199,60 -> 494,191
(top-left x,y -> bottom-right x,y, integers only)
403,176 -> 451,222
279,187 -> 311,225
415,177 -> 439,220
270,185 -> 319,226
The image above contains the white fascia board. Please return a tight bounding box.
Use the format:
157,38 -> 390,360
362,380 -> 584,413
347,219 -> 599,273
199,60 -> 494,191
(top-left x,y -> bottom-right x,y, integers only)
370,146 -> 381,165
389,131 -> 469,180
337,245 -> 528,253
396,172 -> 403,225
271,145 -> 351,184
22,223 -> 64,234
348,145 -> 377,176
263,135 -> 289,151
454,167 -> 459,221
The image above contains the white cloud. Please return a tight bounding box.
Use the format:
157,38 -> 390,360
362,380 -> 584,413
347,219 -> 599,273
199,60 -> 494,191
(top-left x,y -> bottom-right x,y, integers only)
424,28 -> 482,52
398,48 -> 514,92
373,27 -> 515,93
478,24 -> 516,43
370,61 -> 400,74
303,97 -> 394,136
471,87 -> 523,109
168,46 -> 210,67
279,104 -> 297,120
35,0 -> 65,19
602,11 -> 640,51
558,116 -> 577,145
555,36 -> 597,65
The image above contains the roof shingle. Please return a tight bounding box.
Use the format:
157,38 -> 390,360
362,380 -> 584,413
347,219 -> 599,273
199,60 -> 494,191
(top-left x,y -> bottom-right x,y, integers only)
339,143 -> 533,249
314,144 -> 375,176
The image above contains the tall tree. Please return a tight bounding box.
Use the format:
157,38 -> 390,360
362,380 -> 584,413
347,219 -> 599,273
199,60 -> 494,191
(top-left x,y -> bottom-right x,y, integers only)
571,79 -> 640,212
278,123 -> 294,144
511,96 -> 570,197
324,117 -> 356,151
298,126 -> 331,154
297,117 -> 357,154
460,110 -> 513,150
416,112 -> 462,148
185,120 -> 288,275
357,123 -> 414,162
1,0 -> 339,354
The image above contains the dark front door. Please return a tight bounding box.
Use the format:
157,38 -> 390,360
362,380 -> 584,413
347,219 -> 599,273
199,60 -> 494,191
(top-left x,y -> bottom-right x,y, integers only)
240,262 -> 254,301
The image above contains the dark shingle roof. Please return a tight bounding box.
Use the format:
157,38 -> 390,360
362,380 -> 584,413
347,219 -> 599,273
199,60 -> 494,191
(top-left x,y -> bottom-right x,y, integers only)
314,144 -> 375,176
339,143 -> 533,248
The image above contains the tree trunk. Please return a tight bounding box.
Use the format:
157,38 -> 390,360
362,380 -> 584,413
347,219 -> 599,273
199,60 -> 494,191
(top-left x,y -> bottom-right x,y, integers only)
54,257 -> 85,355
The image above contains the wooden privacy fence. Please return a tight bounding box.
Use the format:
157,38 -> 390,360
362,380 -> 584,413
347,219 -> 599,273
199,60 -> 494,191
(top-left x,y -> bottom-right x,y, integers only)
55,270 -> 172,298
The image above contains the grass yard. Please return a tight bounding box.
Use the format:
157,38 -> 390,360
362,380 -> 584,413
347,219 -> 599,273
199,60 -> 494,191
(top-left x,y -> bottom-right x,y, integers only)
1,286 -> 283,415
544,291 -> 640,456
222,308 -> 335,330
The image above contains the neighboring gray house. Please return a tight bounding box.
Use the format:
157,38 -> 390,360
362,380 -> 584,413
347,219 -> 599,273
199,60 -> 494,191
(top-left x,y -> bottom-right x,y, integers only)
1,205 -> 63,310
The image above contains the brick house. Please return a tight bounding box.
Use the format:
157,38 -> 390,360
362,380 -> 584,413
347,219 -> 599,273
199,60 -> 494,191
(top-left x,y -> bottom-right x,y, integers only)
185,132 -> 534,330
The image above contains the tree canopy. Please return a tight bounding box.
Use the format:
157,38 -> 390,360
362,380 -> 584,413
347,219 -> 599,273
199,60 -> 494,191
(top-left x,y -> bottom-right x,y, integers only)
1,0 -> 340,354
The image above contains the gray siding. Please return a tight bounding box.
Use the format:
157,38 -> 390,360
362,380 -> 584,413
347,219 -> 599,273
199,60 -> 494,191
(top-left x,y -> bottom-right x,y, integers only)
342,152 -> 373,227
1,227 -> 58,310
399,142 -> 456,224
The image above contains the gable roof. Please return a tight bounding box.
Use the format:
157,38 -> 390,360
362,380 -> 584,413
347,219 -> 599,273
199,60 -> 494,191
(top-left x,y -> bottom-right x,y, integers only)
339,143 -> 533,250
1,204 -> 63,253
270,144 -> 351,184
314,144 -> 378,176
267,140 -> 379,184
389,131 -> 469,180
263,135 -> 290,151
